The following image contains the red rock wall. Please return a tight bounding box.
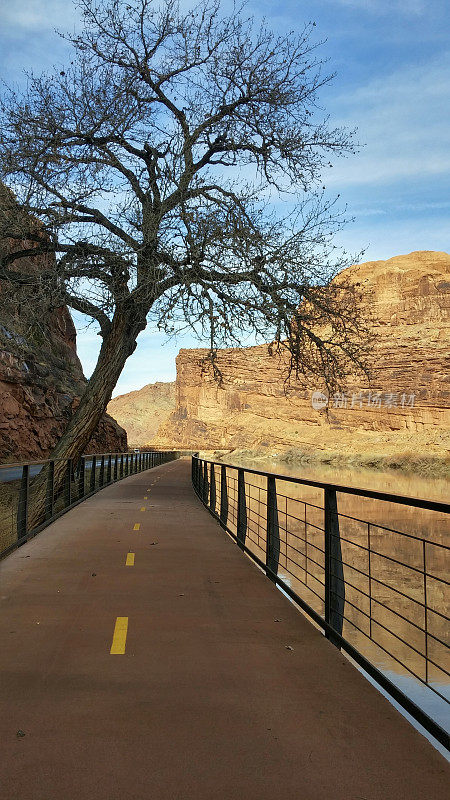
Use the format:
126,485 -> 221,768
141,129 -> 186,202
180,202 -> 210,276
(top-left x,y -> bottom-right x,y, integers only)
157,252 -> 450,463
0,216 -> 127,462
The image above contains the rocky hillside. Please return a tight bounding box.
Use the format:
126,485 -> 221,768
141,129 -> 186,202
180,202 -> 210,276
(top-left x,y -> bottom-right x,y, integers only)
155,251 -> 450,471
0,186 -> 127,462
107,381 -> 175,445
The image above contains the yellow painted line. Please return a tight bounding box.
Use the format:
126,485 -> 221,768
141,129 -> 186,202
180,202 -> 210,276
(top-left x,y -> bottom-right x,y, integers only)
133,523 -> 140,531
110,617 -> 128,654
126,552 -> 135,566
140,506 -> 146,512
144,496 -> 148,500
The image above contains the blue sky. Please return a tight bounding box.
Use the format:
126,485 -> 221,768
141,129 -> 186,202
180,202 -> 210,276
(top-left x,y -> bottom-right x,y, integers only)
1,0 -> 449,395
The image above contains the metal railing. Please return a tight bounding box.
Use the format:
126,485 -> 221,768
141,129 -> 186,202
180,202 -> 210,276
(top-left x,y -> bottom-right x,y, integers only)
192,455 -> 450,751
0,450 -> 178,560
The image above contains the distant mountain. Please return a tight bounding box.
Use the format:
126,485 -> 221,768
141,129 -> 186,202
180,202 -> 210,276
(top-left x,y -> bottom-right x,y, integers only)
107,381 -> 175,445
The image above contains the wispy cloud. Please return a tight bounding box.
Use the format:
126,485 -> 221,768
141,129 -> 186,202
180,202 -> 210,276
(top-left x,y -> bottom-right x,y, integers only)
0,0 -> 78,31
325,0 -> 426,14
326,53 -> 450,187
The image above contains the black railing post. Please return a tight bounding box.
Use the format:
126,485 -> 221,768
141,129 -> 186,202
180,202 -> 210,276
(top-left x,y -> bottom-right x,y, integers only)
220,465 -> 228,528
78,457 -> 85,500
197,458 -> 203,495
45,460 -> 55,520
99,455 -> 105,486
107,455 -> 112,484
17,464 -> 29,542
65,459 -> 72,508
113,454 -> 118,481
324,488 -> 345,646
266,475 -> 280,582
209,463 -> 216,513
202,461 -> 209,504
237,468 -> 247,550
120,454 -> 124,478
193,457 -> 197,489
90,456 -> 97,492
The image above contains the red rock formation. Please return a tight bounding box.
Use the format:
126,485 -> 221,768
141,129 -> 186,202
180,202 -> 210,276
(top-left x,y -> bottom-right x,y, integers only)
0,190 -> 127,463
107,381 -> 175,445
156,251 -> 450,469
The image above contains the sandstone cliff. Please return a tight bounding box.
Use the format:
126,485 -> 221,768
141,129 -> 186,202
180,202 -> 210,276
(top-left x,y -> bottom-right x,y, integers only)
156,251 -> 450,471
0,188 -> 127,462
107,381 -> 175,446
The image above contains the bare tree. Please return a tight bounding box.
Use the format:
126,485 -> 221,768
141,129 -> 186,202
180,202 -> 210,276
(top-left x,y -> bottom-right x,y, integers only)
0,0 -> 368,521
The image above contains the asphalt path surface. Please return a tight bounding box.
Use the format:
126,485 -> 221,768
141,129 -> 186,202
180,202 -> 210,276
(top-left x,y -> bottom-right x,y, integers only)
0,459 -> 448,799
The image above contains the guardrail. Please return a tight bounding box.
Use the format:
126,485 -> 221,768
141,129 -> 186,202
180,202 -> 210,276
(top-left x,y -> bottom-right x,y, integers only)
0,450 -> 178,560
192,455 -> 450,751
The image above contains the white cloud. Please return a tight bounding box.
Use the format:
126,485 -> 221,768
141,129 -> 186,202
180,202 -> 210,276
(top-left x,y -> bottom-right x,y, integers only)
326,0 -> 425,14
326,53 -> 450,188
0,0 -> 78,30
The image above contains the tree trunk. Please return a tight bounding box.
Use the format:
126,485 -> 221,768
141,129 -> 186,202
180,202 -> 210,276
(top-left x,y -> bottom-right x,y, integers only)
27,306 -> 145,529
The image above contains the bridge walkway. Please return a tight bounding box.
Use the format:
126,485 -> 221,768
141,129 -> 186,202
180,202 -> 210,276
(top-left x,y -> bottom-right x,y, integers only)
0,458 -> 447,799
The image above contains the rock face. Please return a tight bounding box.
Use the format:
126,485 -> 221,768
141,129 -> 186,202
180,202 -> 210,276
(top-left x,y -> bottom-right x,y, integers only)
107,382 -> 175,446
0,194 -> 127,463
156,251 -> 450,468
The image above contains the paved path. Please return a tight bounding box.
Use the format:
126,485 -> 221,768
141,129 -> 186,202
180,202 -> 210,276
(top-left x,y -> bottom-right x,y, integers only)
0,459 -> 448,799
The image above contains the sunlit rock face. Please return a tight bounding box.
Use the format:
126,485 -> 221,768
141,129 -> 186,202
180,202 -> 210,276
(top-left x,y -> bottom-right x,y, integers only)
156,251 -> 450,468
0,190 -> 127,462
107,381 -> 176,446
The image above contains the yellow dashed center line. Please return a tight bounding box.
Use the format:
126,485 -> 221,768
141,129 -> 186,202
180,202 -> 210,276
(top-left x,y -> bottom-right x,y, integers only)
110,617 -> 128,654
140,506 -> 146,512
144,496 -> 148,500
133,523 -> 140,531
125,552 -> 135,566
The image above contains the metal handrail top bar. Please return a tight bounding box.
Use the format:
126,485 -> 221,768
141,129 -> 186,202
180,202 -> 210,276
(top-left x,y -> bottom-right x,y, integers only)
194,456 -> 450,514
0,450 -> 166,470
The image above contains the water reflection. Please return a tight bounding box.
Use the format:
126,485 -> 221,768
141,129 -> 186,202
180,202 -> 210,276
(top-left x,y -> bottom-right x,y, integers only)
211,457 -> 450,737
